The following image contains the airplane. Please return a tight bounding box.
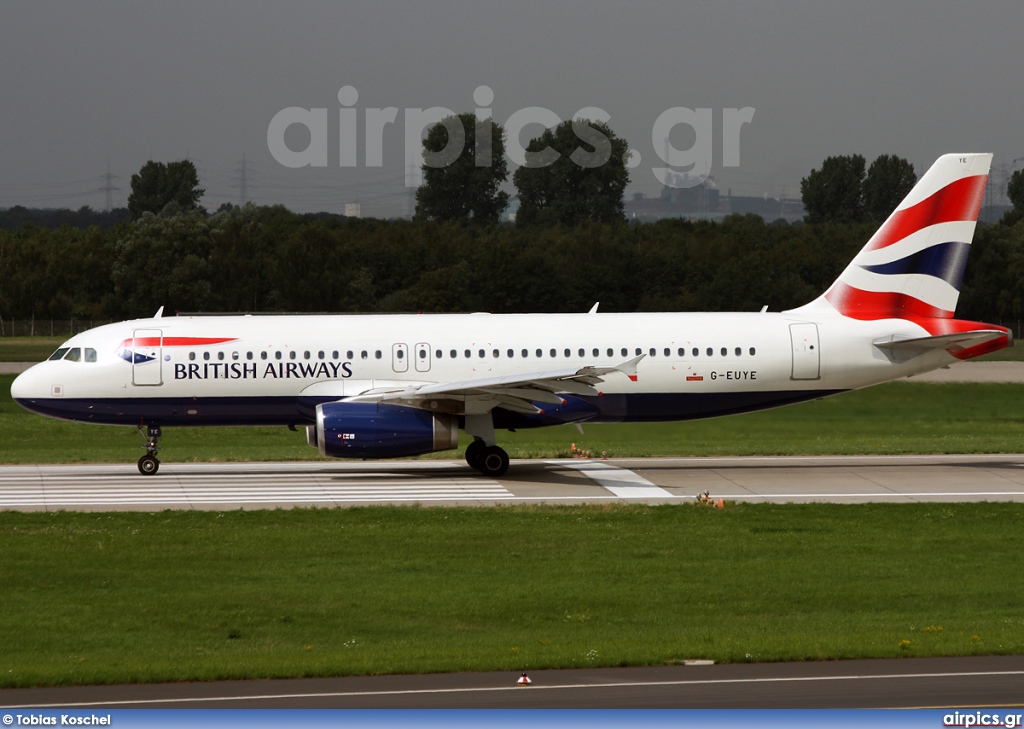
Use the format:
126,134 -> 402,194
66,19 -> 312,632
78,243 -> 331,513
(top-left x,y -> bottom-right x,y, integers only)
10,153 -> 1012,477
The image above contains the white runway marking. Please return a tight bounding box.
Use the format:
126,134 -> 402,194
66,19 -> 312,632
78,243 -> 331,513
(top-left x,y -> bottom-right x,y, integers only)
12,669 -> 1024,708
554,460 -> 674,497
0,464 -> 513,507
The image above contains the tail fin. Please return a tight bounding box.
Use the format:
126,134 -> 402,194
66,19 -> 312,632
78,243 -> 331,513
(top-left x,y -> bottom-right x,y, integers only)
795,153 -> 991,320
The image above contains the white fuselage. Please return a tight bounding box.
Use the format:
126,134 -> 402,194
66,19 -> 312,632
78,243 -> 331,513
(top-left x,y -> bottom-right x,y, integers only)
11,310 -> 953,429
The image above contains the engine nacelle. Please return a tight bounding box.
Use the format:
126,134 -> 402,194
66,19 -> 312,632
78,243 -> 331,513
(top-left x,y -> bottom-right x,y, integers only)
314,401 -> 458,459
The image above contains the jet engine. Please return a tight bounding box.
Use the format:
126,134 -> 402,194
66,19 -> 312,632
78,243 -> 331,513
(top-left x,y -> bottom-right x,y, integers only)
308,401 -> 458,459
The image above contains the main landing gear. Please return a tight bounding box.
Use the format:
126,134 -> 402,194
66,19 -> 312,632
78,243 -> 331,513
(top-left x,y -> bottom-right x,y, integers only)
137,425 -> 161,475
463,413 -> 509,477
465,439 -> 510,478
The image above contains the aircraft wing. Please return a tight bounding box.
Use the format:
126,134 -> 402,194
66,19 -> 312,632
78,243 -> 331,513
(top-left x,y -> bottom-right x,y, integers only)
343,355 -> 644,414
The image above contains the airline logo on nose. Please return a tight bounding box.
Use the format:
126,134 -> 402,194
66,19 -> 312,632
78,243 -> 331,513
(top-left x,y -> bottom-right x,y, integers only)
116,337 -> 238,364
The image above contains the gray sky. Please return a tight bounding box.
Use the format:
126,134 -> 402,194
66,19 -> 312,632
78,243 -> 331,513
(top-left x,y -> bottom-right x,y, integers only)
2,0 -> 1022,216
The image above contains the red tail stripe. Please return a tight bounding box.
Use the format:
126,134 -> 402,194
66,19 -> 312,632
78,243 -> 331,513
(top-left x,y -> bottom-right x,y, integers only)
864,174 -> 987,252
825,282 -> 952,320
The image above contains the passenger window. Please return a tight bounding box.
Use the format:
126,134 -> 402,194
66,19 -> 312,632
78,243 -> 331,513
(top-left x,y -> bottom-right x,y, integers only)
318,351 -> 325,360
204,352 -> 211,361
49,348 -> 70,361
246,352 -> 254,360
374,350 -> 382,359
493,349 -> 500,358
85,348 -> 97,362
578,348 -> 585,357
275,351 -> 282,360
346,350 -> 353,359
607,348 -> 613,357
361,351 -> 368,359
232,351 -> 239,360
450,350 -> 457,358
621,348 -> 628,357
564,348 -> 571,357
677,348 -> 684,357
304,351 -> 311,360
189,352 -> 196,361
522,349 -> 528,358
261,352 -> 268,360
693,348 -> 699,357
218,351 -> 225,361
735,347 -> 742,356
550,349 -> 556,357
749,347 -> 756,356
435,350 -> 442,359
721,347 -> 727,356
507,349 -> 514,358
479,349 -> 485,358
396,350 -> 404,359
536,349 -> 542,357
664,348 -> 671,357
420,349 -> 427,359
465,349 -> 471,358
64,348 -> 82,362
649,348 -> 656,357
287,351 -> 295,360
635,348 -> 642,356
706,348 -> 713,356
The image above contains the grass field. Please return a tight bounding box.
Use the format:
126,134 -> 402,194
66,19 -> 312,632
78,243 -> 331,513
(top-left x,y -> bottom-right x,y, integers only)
2,503 -> 1023,688
3,375 -> 1024,464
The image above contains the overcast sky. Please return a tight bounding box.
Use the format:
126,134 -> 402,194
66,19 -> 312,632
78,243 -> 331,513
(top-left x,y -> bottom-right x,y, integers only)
2,0 -> 1022,216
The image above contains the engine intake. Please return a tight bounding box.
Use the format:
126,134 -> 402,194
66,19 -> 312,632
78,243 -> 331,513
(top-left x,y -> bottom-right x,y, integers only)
314,401 -> 458,459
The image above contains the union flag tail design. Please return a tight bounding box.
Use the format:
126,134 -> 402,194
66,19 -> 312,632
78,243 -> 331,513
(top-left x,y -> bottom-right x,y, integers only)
792,154 -> 1011,359
821,153 -> 990,320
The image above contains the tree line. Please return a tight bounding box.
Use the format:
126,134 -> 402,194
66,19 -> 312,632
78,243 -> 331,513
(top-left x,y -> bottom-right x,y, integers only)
1,203 -> 1022,327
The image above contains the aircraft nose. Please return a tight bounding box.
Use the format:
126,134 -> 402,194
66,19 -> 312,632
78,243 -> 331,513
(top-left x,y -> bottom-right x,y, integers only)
10,364 -> 50,405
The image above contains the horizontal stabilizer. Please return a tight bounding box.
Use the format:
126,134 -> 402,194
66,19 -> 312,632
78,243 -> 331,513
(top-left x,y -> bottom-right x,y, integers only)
874,330 -> 1007,353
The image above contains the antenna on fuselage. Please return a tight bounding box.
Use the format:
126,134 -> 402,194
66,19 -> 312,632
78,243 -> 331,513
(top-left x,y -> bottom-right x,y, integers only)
588,302 -> 600,314
154,306 -> 164,318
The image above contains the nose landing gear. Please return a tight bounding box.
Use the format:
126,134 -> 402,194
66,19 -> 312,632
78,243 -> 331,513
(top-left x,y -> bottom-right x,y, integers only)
137,425 -> 161,475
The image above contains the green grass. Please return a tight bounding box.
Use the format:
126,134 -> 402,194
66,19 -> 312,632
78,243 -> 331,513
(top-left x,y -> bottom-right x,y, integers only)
2,504 -> 1023,687
0,337 -> 63,362
3,375 -> 1024,464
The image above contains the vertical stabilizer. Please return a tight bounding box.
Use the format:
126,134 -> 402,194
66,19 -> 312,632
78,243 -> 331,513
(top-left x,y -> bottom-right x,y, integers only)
793,153 -> 991,320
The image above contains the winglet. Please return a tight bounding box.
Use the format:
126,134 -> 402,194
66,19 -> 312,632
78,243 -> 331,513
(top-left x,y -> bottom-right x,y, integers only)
617,354 -> 645,382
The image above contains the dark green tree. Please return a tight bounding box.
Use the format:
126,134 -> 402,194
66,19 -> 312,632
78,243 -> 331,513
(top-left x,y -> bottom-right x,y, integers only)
414,113 -> 509,225
513,119 -> 630,227
127,160 -> 205,219
800,154 -> 867,224
863,154 -> 917,221
1008,169 -> 1024,212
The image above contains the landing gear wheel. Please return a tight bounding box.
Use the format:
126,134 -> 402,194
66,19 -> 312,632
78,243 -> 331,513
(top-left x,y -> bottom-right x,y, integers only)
478,446 -> 509,478
465,439 -> 486,471
138,454 -> 160,475
137,424 -> 162,475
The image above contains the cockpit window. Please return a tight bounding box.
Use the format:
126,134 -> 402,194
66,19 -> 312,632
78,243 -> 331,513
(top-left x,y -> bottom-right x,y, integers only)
48,348 -> 70,361
63,348 -> 82,362
85,348 -> 97,362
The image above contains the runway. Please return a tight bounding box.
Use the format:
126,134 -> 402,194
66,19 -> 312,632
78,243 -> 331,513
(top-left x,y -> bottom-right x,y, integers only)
2,454 -> 1024,511
4,655 -> 1024,708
